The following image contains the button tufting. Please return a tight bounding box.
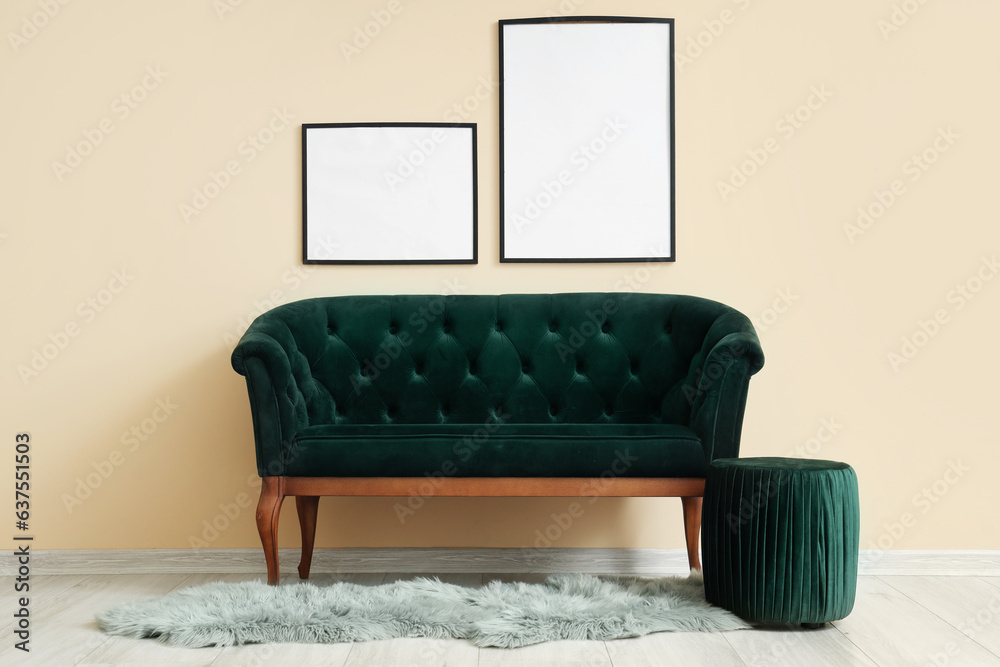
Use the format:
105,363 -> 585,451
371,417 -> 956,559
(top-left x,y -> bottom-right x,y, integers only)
522,363 -> 531,374
388,323 -> 398,334
664,321 -> 672,334
601,323 -> 611,333
327,323 -> 337,334
442,323 -> 452,334
549,321 -> 558,332
495,321 -> 504,331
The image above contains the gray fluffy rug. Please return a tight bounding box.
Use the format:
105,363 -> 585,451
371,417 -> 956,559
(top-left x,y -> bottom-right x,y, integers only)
98,572 -> 748,648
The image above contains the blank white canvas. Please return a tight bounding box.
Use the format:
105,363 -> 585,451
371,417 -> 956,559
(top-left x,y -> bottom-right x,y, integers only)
502,21 -> 673,260
305,125 -> 475,262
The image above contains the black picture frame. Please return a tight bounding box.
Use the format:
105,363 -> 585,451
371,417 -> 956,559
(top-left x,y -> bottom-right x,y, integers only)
499,17 -> 675,263
302,122 -> 478,265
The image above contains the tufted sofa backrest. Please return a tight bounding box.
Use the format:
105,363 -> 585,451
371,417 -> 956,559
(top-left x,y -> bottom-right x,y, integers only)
244,293 -> 751,429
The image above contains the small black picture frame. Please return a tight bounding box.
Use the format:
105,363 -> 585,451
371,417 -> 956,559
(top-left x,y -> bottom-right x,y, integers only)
302,122 -> 478,265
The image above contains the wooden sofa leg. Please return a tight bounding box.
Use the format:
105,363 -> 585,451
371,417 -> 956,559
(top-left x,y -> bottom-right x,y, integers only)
296,496 -> 320,580
681,495 -> 703,571
256,477 -> 285,585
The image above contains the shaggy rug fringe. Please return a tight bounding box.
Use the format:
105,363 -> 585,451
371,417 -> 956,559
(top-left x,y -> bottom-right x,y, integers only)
97,572 -> 748,648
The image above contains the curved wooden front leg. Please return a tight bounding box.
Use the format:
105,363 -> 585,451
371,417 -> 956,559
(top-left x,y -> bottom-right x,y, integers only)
296,496 -> 320,579
681,495 -> 703,571
255,477 -> 285,585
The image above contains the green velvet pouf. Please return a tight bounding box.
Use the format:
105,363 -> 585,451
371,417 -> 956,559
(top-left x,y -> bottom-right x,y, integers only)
702,457 -> 860,624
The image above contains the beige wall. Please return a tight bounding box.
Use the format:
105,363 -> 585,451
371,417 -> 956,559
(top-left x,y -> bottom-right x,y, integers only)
3,0 -> 998,553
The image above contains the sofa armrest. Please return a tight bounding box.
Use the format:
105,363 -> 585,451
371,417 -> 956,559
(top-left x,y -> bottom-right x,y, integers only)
687,328 -> 765,463
232,332 -> 306,476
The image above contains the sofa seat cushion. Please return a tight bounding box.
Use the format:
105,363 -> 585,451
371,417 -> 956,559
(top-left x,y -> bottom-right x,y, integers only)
287,423 -> 707,477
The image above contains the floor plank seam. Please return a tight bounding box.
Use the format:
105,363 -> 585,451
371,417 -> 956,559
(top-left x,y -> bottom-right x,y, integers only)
978,575 -> 1000,592
832,620 -> 881,667
720,633 -> 752,667
873,573 -> 993,652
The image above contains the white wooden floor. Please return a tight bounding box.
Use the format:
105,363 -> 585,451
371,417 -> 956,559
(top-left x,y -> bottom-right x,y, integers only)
3,572 -> 1000,666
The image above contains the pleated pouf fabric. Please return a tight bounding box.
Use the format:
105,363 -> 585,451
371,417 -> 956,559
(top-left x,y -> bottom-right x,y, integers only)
702,457 -> 860,624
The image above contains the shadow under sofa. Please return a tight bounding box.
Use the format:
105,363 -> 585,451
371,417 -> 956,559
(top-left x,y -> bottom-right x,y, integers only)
230,292 -> 765,584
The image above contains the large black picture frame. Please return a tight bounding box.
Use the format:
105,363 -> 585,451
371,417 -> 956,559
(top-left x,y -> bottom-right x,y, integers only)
499,17 -> 675,263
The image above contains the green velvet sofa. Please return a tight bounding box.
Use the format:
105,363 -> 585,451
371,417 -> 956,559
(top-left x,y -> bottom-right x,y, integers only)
231,293 -> 764,584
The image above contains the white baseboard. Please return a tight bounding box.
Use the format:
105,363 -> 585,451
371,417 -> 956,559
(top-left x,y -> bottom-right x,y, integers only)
8,548 -> 1000,577
14,548 -> 690,577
